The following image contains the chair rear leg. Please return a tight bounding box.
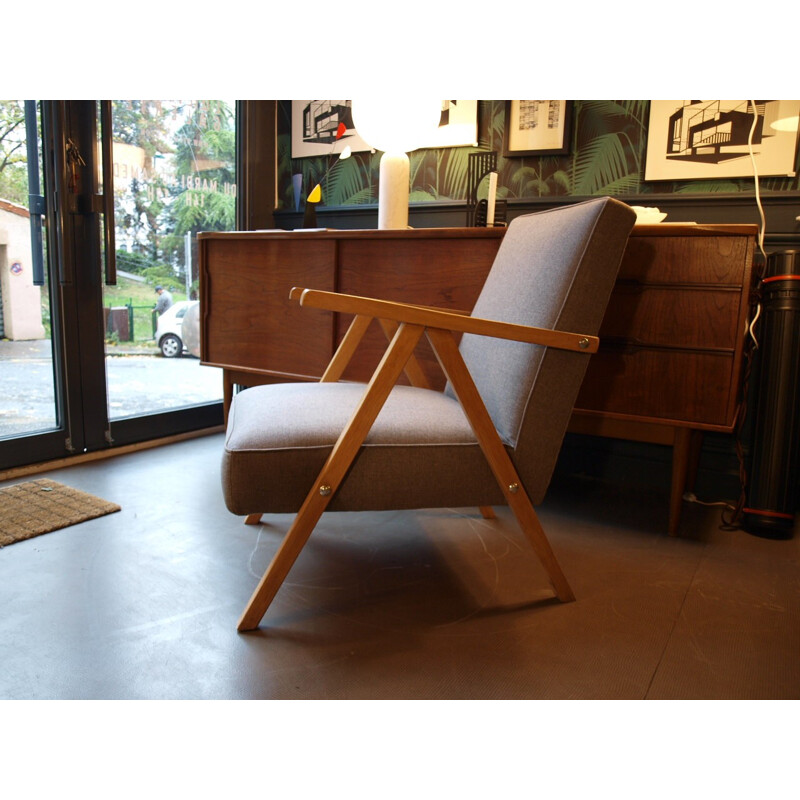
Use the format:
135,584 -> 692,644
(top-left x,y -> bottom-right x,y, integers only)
504,492 -> 575,602
427,328 -> 575,603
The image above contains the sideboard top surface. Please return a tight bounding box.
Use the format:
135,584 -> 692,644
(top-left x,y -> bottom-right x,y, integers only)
198,223 -> 759,241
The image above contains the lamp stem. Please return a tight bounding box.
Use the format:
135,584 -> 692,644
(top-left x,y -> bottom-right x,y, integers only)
378,151 -> 410,229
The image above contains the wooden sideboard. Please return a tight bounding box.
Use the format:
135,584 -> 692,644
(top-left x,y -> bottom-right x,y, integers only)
199,223 -> 757,535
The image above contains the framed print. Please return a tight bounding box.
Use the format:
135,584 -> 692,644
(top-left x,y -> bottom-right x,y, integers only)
292,100 -> 373,158
503,100 -> 573,157
644,100 -> 800,181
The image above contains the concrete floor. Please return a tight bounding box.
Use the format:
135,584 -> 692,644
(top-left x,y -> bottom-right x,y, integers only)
1,431 -> 797,702
2,430 -> 796,797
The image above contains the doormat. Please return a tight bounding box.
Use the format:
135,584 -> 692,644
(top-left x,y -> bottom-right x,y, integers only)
0,479 -> 121,547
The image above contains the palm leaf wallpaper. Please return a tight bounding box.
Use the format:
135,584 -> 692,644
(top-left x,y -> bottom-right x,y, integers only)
277,100 -> 800,211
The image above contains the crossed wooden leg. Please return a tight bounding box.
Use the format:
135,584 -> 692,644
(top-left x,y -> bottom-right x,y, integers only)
236,322 -> 574,632
237,323 -> 425,632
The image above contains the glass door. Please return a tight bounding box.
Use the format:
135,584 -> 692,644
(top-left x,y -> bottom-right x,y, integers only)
100,100 -> 234,446
0,100 -> 71,469
0,100 -> 236,472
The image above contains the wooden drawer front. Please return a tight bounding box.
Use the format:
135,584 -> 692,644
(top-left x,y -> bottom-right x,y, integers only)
575,348 -> 736,428
621,234 -> 748,285
337,237 -> 500,387
601,285 -> 742,350
201,238 -> 336,377
338,237 -> 499,307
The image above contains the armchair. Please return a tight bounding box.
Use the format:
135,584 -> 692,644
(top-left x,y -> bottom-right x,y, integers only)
222,197 -> 636,631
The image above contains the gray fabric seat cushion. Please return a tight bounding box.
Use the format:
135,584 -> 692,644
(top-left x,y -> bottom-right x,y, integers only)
222,382 -> 505,514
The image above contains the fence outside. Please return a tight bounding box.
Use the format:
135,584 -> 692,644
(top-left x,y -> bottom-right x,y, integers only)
104,302 -> 158,343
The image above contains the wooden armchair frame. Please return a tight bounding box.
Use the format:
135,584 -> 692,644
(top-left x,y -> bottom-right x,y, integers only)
236,286 -> 598,631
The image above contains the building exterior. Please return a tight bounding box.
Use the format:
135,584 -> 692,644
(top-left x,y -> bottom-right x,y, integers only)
0,199 -> 45,340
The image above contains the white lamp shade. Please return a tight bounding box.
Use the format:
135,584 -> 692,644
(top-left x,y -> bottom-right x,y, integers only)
351,99 -> 442,154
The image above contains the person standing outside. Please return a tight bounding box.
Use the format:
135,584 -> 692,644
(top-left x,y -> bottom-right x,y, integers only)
155,285 -> 174,316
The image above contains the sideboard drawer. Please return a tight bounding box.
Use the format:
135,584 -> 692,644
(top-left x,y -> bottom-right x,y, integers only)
576,347 -> 736,428
600,285 -> 742,350
619,234 -> 749,285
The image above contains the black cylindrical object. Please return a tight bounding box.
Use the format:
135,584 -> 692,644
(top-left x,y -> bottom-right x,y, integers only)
743,250 -> 800,538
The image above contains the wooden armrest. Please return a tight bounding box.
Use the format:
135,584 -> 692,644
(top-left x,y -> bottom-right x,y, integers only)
289,287 -> 598,354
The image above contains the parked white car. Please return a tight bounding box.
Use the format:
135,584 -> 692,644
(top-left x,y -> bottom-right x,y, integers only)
154,300 -> 198,357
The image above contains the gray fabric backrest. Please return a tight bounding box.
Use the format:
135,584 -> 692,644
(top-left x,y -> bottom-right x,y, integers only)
451,197 -> 636,503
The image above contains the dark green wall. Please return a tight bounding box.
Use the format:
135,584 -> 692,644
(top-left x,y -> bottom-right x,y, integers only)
277,100 -> 800,213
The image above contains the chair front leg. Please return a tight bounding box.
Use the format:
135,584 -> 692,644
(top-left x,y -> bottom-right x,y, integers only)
237,322 -> 426,632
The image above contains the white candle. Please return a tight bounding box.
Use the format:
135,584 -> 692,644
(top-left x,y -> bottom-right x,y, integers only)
486,172 -> 497,227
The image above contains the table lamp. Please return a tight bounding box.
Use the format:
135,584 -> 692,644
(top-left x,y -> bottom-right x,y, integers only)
351,99 -> 441,229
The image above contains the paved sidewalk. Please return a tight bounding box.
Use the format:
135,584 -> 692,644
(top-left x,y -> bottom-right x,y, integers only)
0,337 -> 159,359
0,338 -> 52,360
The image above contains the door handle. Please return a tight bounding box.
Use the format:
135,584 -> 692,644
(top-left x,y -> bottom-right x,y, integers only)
52,102 -> 74,286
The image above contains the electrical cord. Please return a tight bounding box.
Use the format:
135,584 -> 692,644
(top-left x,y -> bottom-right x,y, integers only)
746,100 -> 768,348
716,101 -> 770,529
689,102 -> 768,530
747,100 -> 768,266
683,492 -> 736,512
